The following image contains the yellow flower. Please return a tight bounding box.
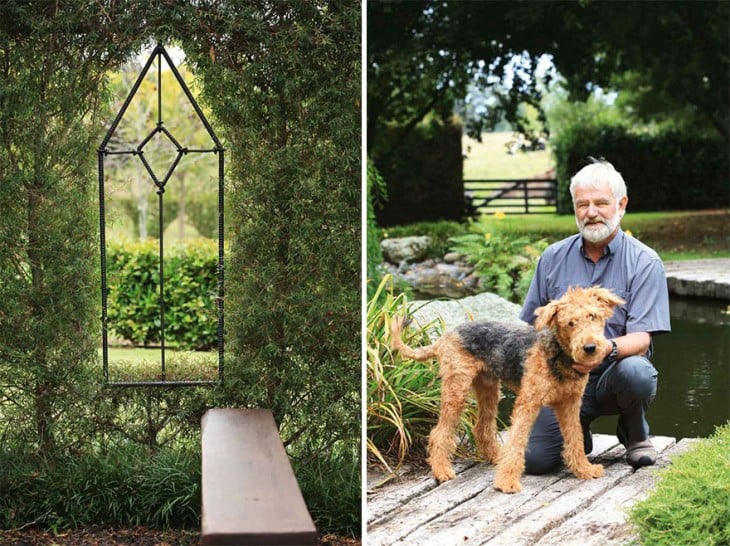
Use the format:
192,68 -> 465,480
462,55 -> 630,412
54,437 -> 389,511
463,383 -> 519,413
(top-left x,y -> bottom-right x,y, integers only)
494,211 -> 506,220
485,232 -> 492,241
625,230 -> 633,237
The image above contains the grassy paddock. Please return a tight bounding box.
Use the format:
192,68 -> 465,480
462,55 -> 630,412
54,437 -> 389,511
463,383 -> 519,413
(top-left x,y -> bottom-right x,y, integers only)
462,132 -> 553,180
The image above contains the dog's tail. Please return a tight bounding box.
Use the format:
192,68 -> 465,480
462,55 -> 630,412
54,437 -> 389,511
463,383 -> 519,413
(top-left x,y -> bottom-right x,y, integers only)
389,316 -> 441,361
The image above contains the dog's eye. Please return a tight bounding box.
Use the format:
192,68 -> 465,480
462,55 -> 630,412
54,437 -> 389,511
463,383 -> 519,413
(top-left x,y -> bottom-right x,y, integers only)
589,313 -> 596,320
568,321 -> 574,327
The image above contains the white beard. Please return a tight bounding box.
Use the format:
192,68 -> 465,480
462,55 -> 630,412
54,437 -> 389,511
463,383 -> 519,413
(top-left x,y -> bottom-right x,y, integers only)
577,206 -> 623,243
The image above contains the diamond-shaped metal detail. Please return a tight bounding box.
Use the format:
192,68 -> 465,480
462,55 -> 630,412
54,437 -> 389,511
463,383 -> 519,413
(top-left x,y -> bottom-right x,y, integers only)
136,124 -> 185,193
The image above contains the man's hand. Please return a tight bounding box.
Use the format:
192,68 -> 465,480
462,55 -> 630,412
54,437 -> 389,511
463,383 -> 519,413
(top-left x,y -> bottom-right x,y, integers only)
573,338 -> 614,374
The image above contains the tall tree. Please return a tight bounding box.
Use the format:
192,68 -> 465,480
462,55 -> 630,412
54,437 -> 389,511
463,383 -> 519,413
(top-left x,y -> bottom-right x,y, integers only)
368,0 -> 729,150
0,1 -> 143,453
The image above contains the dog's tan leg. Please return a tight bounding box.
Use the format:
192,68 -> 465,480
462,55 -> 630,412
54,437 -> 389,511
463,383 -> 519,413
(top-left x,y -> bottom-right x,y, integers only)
553,398 -> 603,480
472,374 -> 501,463
428,364 -> 474,482
493,391 -> 541,494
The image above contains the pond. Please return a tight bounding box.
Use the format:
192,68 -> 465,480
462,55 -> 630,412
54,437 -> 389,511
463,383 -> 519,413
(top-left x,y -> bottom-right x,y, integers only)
590,296 -> 730,440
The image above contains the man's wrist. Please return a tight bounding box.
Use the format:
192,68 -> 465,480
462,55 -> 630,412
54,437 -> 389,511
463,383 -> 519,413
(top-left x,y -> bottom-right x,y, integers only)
606,339 -> 618,363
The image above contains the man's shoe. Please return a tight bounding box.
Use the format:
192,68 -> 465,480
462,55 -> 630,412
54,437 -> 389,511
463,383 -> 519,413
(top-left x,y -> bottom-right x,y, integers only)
625,439 -> 657,468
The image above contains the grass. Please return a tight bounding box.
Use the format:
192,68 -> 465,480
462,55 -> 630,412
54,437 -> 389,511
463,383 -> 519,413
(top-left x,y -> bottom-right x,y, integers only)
101,347 -> 218,382
629,423 -> 730,545
473,209 -> 730,261
463,132 -> 553,180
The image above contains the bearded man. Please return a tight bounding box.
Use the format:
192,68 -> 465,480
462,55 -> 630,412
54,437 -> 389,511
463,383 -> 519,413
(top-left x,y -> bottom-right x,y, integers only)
520,158 -> 671,471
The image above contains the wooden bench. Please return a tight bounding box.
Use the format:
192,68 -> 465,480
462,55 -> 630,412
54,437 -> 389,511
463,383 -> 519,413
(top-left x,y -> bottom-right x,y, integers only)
201,408 -> 318,545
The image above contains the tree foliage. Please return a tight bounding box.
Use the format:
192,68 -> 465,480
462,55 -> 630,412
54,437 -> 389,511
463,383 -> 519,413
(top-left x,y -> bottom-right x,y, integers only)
0,2 -> 144,454
181,1 -> 361,460
368,0 -> 729,150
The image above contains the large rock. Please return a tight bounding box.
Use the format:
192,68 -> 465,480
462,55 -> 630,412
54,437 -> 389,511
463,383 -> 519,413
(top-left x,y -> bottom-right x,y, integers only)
380,236 -> 431,263
407,292 -> 524,341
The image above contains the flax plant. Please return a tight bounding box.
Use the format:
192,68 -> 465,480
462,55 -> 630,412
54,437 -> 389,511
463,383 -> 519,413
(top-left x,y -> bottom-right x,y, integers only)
367,276 -> 478,483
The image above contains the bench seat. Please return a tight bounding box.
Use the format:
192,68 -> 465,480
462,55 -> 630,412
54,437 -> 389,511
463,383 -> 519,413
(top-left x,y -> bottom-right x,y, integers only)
201,408 -> 318,545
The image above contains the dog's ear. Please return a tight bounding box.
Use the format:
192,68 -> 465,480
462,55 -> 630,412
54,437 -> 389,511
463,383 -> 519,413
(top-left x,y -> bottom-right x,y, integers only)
534,301 -> 560,330
590,286 -> 625,310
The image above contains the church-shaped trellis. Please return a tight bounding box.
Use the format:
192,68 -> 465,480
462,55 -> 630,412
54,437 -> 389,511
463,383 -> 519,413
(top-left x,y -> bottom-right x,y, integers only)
98,43 -> 224,386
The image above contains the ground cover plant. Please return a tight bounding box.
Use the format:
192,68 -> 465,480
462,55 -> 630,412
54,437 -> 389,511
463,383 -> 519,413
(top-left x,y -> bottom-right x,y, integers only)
367,276 -> 479,480
630,423 -> 730,545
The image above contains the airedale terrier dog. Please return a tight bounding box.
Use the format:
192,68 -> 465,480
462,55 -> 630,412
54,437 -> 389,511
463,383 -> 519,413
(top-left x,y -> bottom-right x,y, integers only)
390,286 -> 624,493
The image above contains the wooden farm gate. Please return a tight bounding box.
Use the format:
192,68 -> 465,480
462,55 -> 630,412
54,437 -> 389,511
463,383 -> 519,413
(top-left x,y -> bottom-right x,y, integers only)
465,178 -> 558,215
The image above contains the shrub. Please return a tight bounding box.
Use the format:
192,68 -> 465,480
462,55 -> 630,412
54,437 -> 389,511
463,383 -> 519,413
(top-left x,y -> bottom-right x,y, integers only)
293,441 -> 360,537
449,217 -> 547,302
106,240 -> 218,350
371,116 -> 466,226
629,423 -> 730,545
552,125 -> 729,213
367,276 -> 477,478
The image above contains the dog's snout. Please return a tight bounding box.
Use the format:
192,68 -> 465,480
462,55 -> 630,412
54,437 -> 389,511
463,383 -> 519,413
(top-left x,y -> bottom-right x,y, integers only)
583,343 -> 597,354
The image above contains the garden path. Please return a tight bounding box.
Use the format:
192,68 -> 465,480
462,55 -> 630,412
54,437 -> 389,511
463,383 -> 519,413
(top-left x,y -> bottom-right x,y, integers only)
367,434 -> 697,546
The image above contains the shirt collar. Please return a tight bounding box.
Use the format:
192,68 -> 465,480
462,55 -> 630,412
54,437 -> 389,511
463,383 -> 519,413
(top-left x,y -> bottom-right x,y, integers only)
580,228 -> 624,259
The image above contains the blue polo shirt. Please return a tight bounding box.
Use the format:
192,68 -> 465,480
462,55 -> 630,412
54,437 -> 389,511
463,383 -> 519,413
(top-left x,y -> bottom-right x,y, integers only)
520,229 -> 671,338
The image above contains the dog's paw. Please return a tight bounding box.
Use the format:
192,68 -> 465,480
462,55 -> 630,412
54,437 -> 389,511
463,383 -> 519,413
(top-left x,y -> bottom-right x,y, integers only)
574,462 -> 604,480
493,475 -> 522,494
432,467 -> 456,482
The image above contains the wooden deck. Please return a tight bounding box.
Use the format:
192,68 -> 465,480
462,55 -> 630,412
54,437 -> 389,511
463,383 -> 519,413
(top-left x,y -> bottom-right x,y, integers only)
367,434 -> 698,546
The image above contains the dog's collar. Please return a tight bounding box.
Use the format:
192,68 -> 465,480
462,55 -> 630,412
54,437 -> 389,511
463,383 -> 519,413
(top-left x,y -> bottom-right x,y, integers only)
539,329 -> 584,381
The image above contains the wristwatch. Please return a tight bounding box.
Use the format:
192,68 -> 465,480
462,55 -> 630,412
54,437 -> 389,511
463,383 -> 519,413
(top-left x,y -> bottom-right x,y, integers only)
607,339 -> 618,363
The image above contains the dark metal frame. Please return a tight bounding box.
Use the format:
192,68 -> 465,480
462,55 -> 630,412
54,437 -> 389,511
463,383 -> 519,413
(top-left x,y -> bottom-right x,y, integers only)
98,44 -> 224,387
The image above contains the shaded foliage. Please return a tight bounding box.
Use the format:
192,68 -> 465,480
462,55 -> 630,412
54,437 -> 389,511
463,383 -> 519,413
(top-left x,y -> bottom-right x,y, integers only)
368,1 -> 729,153
180,1 -> 361,463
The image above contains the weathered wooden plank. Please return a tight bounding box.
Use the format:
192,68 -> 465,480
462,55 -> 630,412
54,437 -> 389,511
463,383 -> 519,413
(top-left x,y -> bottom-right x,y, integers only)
201,409 -> 317,546
366,463 -> 500,545
386,434 -> 629,546
534,438 -> 698,546
479,436 -> 677,546
368,435 -> 617,545
366,435 -> 679,546
387,472 -> 565,546
367,460 -> 476,524
381,434 -> 622,545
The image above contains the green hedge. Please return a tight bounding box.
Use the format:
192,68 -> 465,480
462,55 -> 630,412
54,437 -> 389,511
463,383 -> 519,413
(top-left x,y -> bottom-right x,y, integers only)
371,116 -> 465,226
553,125 -> 729,213
106,240 -> 218,351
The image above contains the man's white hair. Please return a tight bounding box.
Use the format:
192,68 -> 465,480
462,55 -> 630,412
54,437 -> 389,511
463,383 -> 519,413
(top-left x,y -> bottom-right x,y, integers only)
569,158 -> 627,201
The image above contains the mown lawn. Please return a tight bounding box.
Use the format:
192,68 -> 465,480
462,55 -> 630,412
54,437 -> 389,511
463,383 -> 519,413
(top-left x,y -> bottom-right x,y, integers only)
476,209 -> 730,261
